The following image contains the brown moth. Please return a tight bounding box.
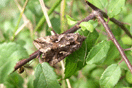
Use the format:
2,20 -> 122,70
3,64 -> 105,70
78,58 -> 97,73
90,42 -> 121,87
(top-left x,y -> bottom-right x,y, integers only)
33,33 -> 86,66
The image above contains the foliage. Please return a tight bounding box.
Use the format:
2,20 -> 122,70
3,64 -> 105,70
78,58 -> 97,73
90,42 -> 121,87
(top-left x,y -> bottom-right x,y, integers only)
0,0 -> 132,88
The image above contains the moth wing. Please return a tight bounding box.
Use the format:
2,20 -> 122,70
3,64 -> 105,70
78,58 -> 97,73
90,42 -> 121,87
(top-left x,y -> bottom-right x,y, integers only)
33,37 -> 53,53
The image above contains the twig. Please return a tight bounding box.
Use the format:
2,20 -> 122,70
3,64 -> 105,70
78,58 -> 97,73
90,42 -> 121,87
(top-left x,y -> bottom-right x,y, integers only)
14,50 -> 41,71
86,1 -> 132,73
92,10 -> 132,73
85,1 -> 132,38
124,48 -> 132,51
119,59 -> 124,64
63,12 -> 95,34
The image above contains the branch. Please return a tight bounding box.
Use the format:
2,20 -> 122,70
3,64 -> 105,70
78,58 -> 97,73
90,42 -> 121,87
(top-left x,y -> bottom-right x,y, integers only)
63,12 -> 95,34
85,1 -> 132,38
97,12 -> 132,73
86,1 -> 132,73
88,10 -> 132,73
124,48 -> 132,51
14,50 -> 41,71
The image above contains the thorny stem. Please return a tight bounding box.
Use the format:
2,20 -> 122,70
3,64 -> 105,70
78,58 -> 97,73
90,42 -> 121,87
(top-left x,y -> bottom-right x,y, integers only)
14,50 -> 41,71
97,12 -> 132,73
86,1 -> 132,74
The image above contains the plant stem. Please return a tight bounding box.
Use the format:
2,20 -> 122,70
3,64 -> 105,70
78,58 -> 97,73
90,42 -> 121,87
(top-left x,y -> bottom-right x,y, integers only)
14,0 -> 34,39
96,10 -> 132,73
34,0 -> 62,32
86,1 -> 132,73
12,0 -> 29,41
60,0 -> 66,87
61,61 -> 71,88
60,0 -> 66,33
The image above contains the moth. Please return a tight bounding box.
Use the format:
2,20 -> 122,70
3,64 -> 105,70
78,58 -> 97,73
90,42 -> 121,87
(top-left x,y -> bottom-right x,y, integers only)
33,33 -> 86,66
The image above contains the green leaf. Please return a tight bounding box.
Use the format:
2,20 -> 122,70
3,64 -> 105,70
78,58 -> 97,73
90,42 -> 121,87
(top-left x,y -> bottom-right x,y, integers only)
99,64 -> 121,88
103,41 -> 119,65
0,42 -> 28,83
82,64 -> 96,76
107,0 -> 126,18
114,79 -> 129,88
73,78 -> 99,88
4,72 -> 24,88
0,0 -> 10,9
27,0 -> 43,17
87,0 -> 125,18
34,63 -> 60,88
80,22 -> 94,32
86,40 -> 110,64
66,15 -> 77,26
51,17 -> 61,34
65,29 -> 99,78
126,71 -> 132,84
87,0 -> 108,10
27,76 -> 34,88
121,35 -> 132,45
91,68 -> 104,80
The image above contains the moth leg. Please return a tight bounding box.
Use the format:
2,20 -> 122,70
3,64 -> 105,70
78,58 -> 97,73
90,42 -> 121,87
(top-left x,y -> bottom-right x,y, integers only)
38,56 -> 43,63
41,53 -> 47,62
38,53 -> 46,63
36,52 -> 43,63
75,40 -> 80,44
50,59 -> 58,66
50,52 -> 59,66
